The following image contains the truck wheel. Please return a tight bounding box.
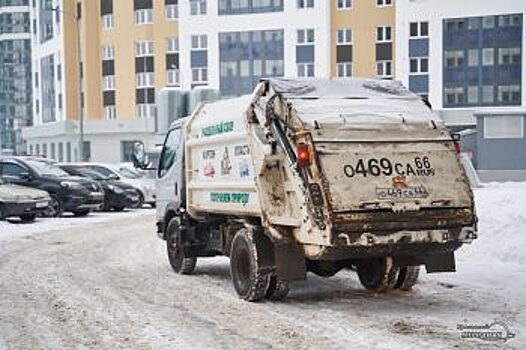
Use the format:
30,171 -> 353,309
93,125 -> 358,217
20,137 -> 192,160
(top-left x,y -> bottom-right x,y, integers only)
356,257 -> 398,293
230,228 -> 270,302
265,276 -> 289,301
20,214 -> 36,223
166,218 -> 196,274
394,266 -> 420,291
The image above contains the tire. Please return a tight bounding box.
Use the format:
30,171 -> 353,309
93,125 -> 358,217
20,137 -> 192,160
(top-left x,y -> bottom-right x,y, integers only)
131,193 -> 144,209
229,228 -> 270,302
113,205 -> 126,212
394,266 -> 420,291
265,276 -> 289,301
102,201 -> 112,212
356,257 -> 398,293
166,218 -> 196,274
43,195 -> 62,218
150,202 -> 156,208
72,209 -> 90,217
20,214 -> 36,223
0,204 -> 6,221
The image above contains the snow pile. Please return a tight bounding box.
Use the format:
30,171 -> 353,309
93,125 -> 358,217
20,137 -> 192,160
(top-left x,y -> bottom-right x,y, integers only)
458,181 -> 526,266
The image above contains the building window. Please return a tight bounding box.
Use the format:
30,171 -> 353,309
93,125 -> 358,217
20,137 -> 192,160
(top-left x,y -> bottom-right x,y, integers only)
102,14 -> 113,30
297,29 -> 315,44
410,21 -> 428,37
102,45 -> 115,60
498,47 -> 521,65
482,16 -> 495,29
444,87 -> 465,105
467,49 -> 478,66
337,0 -> 352,9
376,60 -> 392,78
136,72 -> 155,88
444,50 -> 465,67
336,29 -> 352,44
484,115 -> 524,139
467,86 -> 478,103
482,85 -> 494,103
376,26 -> 392,42
297,63 -> 314,77
135,41 -> 154,56
121,141 -> 141,162
190,0 -> 207,15
337,62 -> 352,77
165,4 -> 178,20
498,14 -> 522,27
166,37 -> 179,53
167,69 -> 180,86
409,57 -> 428,74
105,106 -> 116,120
498,85 -> 521,103
376,0 -> 392,7
192,67 -> 208,83
103,75 -> 116,91
482,48 -> 494,66
136,104 -> 156,118
191,35 -> 208,49
135,9 -> 153,25
298,0 -> 314,8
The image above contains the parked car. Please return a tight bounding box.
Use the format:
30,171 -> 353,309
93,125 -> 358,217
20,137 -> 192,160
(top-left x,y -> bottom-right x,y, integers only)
76,163 -> 156,208
58,164 -> 141,211
0,177 -> 50,222
0,157 -> 104,217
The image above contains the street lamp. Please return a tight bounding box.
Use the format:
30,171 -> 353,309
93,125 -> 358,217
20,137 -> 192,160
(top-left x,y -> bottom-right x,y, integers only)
50,6 -> 84,161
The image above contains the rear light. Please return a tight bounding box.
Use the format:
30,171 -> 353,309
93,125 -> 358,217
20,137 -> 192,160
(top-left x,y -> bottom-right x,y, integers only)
297,143 -> 311,167
451,133 -> 461,155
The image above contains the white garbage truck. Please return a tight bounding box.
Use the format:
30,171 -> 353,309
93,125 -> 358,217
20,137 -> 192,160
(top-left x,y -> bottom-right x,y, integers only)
134,78 -> 477,301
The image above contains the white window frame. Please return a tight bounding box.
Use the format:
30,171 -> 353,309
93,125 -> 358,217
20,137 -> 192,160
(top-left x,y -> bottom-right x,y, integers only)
409,57 -> 428,75
336,28 -> 352,44
104,106 -> 116,120
135,41 -> 154,57
192,67 -> 208,83
336,0 -> 352,10
102,45 -> 115,60
376,25 -> 392,42
136,104 -> 156,118
103,75 -> 116,91
165,4 -> 178,20
166,38 -> 179,53
297,29 -> 315,45
376,60 -> 392,78
136,72 -> 155,88
337,62 -> 352,78
135,9 -> 153,25
297,0 -> 314,9
190,0 -> 207,15
191,35 -> 208,50
297,62 -> 314,77
484,115 -> 524,139
167,69 -> 180,86
376,0 -> 392,7
102,14 -> 114,30
409,21 -> 429,38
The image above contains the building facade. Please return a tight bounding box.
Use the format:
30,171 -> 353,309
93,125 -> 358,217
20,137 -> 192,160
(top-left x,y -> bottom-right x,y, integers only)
0,0 -> 32,155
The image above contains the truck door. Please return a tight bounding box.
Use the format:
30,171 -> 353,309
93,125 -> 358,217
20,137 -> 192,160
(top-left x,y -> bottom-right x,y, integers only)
156,127 -> 184,222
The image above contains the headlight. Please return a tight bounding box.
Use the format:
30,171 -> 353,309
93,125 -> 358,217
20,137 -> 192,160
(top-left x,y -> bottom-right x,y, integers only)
107,184 -> 124,194
60,181 -> 83,190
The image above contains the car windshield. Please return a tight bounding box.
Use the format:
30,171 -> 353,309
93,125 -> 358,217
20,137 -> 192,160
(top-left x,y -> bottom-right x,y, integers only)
26,160 -> 69,177
77,167 -> 108,181
117,167 -> 142,179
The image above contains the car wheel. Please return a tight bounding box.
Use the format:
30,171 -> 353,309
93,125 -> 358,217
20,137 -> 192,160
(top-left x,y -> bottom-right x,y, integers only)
72,209 -> 90,217
131,193 -> 144,209
0,204 -> 6,221
43,195 -> 62,218
113,206 -> 125,212
20,214 -> 36,223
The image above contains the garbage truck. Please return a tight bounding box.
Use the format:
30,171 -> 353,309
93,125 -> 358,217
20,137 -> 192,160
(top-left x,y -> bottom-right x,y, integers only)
134,78 -> 478,301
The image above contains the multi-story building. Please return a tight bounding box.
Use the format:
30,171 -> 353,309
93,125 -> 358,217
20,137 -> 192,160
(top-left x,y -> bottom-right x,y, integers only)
0,0 -> 32,155
23,0 -> 179,162
396,0 -> 526,181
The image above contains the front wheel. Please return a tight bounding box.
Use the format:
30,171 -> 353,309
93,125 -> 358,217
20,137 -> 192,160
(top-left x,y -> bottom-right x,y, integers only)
20,213 -> 36,223
166,218 -> 196,274
230,228 -> 270,302
131,193 -> 144,209
43,195 -> 62,218
72,209 -> 90,217
356,257 -> 398,293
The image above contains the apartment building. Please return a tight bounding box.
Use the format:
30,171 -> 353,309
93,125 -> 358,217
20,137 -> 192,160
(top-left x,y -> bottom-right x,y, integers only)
396,0 -> 526,181
23,0 -> 178,162
0,0 -> 32,155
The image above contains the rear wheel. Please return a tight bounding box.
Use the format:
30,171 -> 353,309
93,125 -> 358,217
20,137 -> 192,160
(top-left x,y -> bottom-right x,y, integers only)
166,218 -> 196,274
356,257 -> 398,293
131,193 -> 144,209
394,266 -> 420,291
265,276 -> 289,301
113,205 -> 126,212
20,214 -> 36,223
43,195 -> 62,218
72,209 -> 90,217
230,228 -> 270,302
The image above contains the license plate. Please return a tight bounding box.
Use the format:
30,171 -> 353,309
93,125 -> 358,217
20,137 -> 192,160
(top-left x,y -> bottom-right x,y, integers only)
376,186 -> 429,200
36,201 -> 48,208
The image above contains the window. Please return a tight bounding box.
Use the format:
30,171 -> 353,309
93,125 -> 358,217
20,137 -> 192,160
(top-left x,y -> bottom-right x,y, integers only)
190,0 -> 207,15
337,62 -> 352,77
102,14 -> 113,30
102,45 -> 115,60
265,60 -> 284,76
445,87 -> 465,104
445,50 -> 465,67
467,86 -> 478,103
192,67 -> 208,83
166,37 -> 179,53
297,29 -> 315,44
191,35 -> 208,49
297,63 -> 314,77
482,48 -> 494,66
165,4 -> 178,20
298,0 -> 314,8
498,14 -> 522,27
484,116 -> 523,139
498,85 -> 521,103
376,26 -> 392,42
337,29 -> 352,44
167,69 -> 180,86
121,141 -> 140,162
482,16 -> 495,28
498,47 -> 521,65
467,49 -> 478,66
103,75 -> 115,90
135,41 -> 154,56
482,85 -> 494,103
376,60 -> 392,78
158,128 -> 182,178
135,9 -> 153,25
136,72 -> 155,88
105,106 -> 116,120
409,57 -> 428,74
136,104 -> 156,118
410,21 -> 428,37
377,0 -> 391,6
337,0 -> 351,9
1,162 -> 27,178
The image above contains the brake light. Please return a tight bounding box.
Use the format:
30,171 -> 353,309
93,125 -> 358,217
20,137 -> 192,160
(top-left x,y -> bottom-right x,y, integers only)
451,133 -> 461,155
297,143 -> 311,167
454,141 -> 461,155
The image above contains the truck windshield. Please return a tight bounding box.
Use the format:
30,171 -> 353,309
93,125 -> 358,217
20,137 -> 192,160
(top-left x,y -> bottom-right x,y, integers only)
26,160 -> 69,177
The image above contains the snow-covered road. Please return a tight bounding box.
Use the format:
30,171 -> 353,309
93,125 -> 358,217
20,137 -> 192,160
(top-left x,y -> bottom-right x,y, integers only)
0,183 -> 524,349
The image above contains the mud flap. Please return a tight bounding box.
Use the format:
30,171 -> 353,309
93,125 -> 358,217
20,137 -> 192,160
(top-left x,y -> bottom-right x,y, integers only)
425,252 -> 456,273
274,243 -> 307,282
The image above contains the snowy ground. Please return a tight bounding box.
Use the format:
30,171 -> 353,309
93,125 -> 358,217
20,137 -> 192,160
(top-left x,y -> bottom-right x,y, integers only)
0,183 -> 524,349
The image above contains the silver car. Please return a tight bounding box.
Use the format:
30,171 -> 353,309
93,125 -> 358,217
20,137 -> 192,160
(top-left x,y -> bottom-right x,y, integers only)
0,177 -> 51,222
